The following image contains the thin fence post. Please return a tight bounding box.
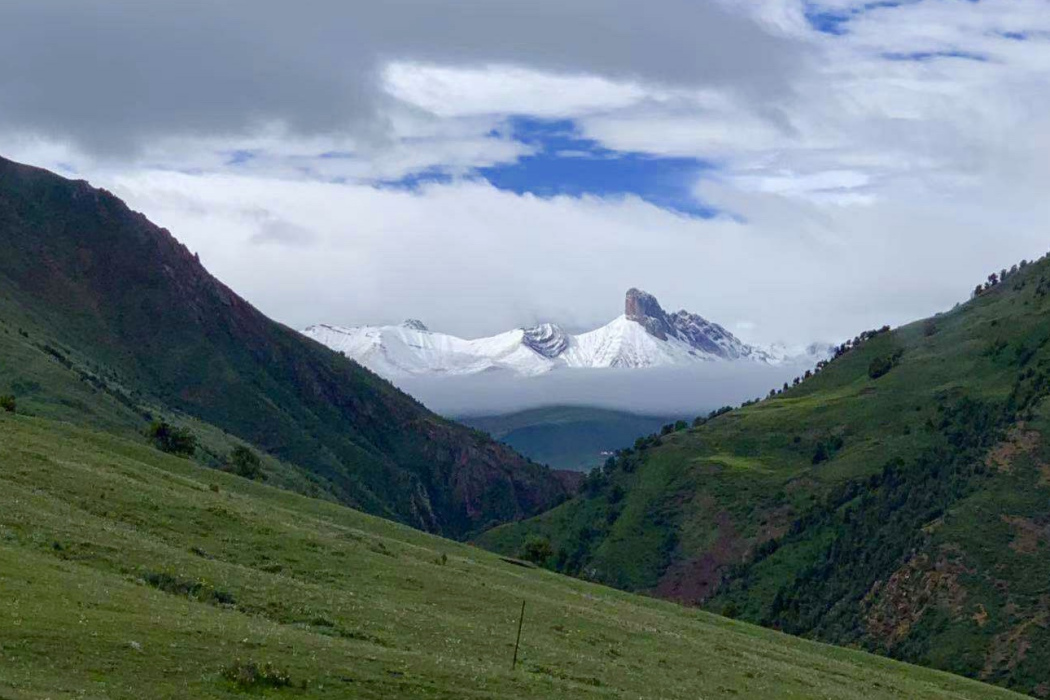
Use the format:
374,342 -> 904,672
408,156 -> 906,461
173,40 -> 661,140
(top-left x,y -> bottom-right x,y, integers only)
511,599 -> 526,671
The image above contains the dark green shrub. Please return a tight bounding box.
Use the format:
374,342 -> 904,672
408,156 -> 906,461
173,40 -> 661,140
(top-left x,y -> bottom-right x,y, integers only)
521,535 -> 553,565
228,445 -> 263,480
812,442 -> 830,464
143,571 -> 235,605
868,349 -> 904,379
0,395 -> 15,413
147,421 -> 196,456
220,659 -> 293,689
868,356 -> 893,379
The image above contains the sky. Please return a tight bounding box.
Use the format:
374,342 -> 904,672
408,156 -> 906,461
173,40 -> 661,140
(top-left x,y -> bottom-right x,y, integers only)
3,0 -> 1050,349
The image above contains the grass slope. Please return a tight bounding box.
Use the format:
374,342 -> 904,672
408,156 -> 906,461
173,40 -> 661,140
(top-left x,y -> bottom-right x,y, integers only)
0,155 -> 570,538
461,406 -> 678,471
481,256 -> 1050,696
0,412 -> 1025,700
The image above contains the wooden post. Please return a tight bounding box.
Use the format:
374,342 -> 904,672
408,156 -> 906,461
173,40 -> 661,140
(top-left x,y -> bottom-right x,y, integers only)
511,599 -> 526,671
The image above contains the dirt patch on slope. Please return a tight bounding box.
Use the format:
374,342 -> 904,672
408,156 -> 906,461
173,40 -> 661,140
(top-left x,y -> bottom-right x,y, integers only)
985,426 -> 1042,473
864,551 -> 970,647
653,510 -> 745,605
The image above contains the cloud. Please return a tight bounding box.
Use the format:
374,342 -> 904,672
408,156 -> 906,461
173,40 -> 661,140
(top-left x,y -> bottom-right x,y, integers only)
0,0 -> 804,155
401,362 -> 813,417
5,0 -> 1050,371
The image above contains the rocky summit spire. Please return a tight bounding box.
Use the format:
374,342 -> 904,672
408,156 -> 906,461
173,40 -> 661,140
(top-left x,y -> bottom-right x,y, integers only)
624,288 -> 675,340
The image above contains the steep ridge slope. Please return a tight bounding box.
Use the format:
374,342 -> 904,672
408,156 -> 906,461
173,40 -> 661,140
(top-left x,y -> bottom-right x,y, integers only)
0,155 -> 569,537
0,411 -> 1025,699
481,255 -> 1050,696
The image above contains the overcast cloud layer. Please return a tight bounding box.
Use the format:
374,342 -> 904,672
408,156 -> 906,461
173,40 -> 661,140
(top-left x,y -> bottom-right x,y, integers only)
3,0 -> 1050,356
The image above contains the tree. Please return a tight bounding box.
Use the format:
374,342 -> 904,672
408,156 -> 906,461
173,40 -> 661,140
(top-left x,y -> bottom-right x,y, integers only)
521,535 -> 553,565
228,445 -> 263,480
868,356 -> 894,379
0,395 -> 15,413
147,421 -> 196,456
812,442 -> 830,464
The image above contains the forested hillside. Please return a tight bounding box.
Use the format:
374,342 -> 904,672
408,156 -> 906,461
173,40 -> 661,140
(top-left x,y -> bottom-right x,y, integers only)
482,255 -> 1050,696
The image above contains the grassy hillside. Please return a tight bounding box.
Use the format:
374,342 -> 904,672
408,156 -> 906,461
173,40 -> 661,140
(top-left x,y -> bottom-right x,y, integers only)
0,155 -> 570,538
481,256 -> 1050,696
0,411 -> 1026,699
461,406 -> 679,471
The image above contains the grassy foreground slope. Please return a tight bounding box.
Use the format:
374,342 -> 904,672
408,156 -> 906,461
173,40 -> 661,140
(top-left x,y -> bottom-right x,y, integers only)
482,256 -> 1050,695
0,413 -> 1023,700
461,406 -> 678,471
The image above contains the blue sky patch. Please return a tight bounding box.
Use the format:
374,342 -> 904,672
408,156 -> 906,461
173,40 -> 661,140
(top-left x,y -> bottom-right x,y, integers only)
377,166 -> 454,191
225,149 -> 258,166
478,117 -> 716,217
379,116 -> 717,217
804,1 -> 915,35
882,49 -> 988,62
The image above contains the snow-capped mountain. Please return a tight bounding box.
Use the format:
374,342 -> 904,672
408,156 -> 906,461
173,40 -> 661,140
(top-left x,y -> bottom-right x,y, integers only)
304,288 -> 805,378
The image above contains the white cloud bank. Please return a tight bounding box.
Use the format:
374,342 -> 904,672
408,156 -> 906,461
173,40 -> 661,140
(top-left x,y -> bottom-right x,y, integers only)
3,0 -> 1050,353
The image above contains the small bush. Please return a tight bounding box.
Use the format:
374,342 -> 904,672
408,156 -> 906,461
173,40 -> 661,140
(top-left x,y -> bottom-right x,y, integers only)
868,349 -> 904,380
0,395 -> 15,413
221,659 -> 293,689
144,571 -> 235,606
521,535 -> 553,565
227,445 -> 264,480
147,421 -> 196,456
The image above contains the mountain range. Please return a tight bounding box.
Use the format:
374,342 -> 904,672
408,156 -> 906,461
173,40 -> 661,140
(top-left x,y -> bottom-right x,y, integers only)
304,288 -> 825,378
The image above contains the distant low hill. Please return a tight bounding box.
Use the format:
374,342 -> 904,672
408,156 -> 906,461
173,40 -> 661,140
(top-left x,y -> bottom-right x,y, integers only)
461,406 -> 682,471
482,254 -> 1050,696
0,155 -> 570,538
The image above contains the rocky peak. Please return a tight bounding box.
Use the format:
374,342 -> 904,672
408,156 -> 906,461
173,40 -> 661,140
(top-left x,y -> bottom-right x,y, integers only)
622,288 -> 766,361
402,319 -> 429,332
624,288 -> 675,340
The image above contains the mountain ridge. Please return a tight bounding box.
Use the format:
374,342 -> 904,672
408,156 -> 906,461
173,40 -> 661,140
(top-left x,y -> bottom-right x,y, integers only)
0,154 -> 571,538
304,288 -> 815,379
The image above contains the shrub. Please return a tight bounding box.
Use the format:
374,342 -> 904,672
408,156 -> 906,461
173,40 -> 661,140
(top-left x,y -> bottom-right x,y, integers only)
0,395 -> 15,413
868,356 -> 894,379
868,349 -> 904,380
521,535 -> 553,565
228,445 -> 263,480
220,659 -> 293,689
147,421 -> 196,456
143,571 -> 235,605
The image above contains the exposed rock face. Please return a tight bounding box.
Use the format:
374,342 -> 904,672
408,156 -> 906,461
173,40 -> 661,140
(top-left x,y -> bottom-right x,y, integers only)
402,319 -> 429,332
522,323 -> 570,358
624,288 -> 759,360
625,288 -> 675,340
669,310 -> 744,359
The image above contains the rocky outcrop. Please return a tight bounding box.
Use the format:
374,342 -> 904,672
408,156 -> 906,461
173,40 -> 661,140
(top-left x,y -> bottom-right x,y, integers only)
522,323 -> 570,358
625,288 -> 767,361
625,288 -> 675,340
